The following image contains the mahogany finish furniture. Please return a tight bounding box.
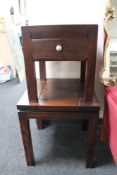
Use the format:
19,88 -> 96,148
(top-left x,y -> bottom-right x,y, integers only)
17,25 -> 100,168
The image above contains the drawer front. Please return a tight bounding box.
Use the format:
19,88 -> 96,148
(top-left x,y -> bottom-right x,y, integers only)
32,38 -> 88,61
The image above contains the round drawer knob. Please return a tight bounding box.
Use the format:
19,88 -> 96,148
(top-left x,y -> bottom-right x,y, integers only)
56,45 -> 62,52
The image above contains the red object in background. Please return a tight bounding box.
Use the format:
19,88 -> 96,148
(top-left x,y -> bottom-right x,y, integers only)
101,86 -> 117,165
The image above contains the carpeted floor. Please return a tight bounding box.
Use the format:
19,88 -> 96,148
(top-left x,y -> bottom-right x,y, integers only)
0,78 -> 117,175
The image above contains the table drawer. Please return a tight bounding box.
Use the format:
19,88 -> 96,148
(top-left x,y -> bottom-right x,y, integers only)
32,38 -> 88,61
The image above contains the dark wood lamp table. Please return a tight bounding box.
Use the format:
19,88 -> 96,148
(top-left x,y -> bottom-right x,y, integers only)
17,25 -> 100,168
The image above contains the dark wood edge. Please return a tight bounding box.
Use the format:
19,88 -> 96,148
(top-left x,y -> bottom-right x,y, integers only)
17,106 -> 100,112
18,111 -> 99,120
21,25 -> 98,32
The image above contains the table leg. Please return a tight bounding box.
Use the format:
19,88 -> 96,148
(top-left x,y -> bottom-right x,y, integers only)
18,112 -> 35,166
86,114 -> 98,168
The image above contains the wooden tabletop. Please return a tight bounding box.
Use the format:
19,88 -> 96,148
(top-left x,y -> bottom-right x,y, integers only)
17,79 -> 100,112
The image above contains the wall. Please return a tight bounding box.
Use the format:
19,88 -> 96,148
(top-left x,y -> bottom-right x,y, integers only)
0,0 -> 106,116
27,0 -> 106,113
109,0 -> 117,37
